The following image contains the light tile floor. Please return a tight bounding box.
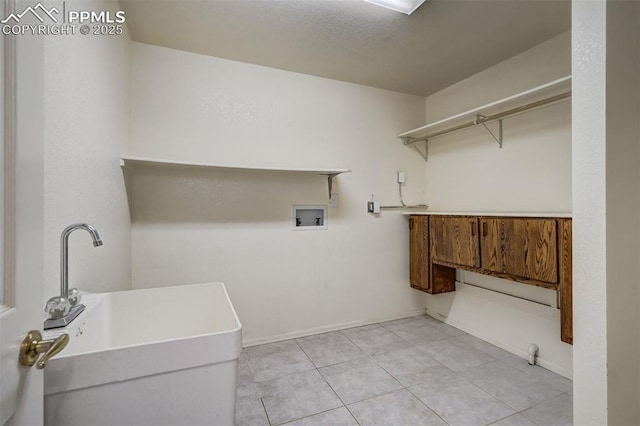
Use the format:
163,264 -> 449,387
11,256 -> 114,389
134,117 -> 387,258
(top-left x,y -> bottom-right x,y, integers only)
236,315 -> 573,426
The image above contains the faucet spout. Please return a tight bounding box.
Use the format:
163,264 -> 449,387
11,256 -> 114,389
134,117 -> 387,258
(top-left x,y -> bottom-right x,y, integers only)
60,223 -> 103,298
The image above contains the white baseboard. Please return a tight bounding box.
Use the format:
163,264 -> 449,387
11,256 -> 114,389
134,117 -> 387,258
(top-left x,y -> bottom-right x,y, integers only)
242,308 -> 427,347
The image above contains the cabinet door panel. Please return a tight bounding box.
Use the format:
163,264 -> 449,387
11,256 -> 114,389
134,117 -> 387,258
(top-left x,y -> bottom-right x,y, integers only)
430,216 -> 480,268
558,219 -> 572,344
409,216 -> 429,291
480,218 -> 558,283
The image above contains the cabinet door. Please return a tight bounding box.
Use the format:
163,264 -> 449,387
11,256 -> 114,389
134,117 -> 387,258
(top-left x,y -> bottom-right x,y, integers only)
409,216 -> 429,292
480,218 -> 558,283
558,219 -> 572,344
430,216 -> 480,268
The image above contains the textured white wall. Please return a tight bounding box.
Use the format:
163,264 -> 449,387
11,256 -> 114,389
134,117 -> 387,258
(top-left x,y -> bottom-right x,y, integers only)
572,1 -> 640,422
129,43 -> 428,345
424,32 -> 571,213
43,0 -> 132,299
423,33 -> 573,377
571,21 -> 606,396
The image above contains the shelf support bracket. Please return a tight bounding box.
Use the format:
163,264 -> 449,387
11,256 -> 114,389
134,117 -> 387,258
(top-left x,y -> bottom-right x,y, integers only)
322,173 -> 339,199
403,137 -> 428,162
417,139 -> 429,162
477,115 -> 503,148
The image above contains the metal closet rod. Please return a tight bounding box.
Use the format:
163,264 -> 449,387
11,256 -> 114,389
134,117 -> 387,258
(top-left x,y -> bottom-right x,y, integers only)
404,91 -> 572,144
380,204 -> 428,210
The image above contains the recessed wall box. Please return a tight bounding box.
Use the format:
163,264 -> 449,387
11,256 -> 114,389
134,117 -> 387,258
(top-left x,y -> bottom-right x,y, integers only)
292,205 -> 328,230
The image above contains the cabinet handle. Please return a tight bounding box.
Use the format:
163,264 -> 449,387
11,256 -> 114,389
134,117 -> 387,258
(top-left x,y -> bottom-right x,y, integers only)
482,222 -> 488,237
409,218 -> 414,230
470,221 -> 477,236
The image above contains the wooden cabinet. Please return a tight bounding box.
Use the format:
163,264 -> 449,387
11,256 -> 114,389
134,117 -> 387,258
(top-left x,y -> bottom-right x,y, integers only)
408,213 -> 572,344
409,216 -> 429,292
557,219 -> 573,344
430,216 -> 480,268
479,218 -> 558,285
409,216 -> 456,294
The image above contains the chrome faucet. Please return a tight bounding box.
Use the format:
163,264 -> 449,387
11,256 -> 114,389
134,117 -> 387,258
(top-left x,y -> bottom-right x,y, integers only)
45,223 -> 103,329
60,223 -> 103,298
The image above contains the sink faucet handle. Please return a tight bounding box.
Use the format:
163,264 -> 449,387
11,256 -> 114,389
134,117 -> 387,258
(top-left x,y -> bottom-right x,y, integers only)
68,288 -> 82,306
45,296 -> 71,320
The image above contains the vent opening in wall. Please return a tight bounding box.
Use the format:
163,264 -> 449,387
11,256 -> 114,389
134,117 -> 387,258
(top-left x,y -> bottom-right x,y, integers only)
293,205 -> 328,230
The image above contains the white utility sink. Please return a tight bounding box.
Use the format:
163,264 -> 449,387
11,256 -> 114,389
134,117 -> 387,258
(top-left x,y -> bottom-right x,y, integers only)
43,282 -> 242,426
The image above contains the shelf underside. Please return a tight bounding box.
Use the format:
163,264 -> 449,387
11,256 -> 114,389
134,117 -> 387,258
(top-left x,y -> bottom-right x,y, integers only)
120,156 -> 351,176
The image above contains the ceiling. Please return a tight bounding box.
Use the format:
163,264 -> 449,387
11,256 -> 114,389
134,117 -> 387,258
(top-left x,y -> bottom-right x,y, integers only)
120,0 -> 571,97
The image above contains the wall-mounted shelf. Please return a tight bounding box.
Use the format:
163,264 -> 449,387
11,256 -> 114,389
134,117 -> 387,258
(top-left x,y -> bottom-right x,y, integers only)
399,76 -> 571,160
120,156 -> 351,199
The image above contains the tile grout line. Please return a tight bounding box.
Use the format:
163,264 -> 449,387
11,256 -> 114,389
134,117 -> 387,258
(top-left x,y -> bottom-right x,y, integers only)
314,356 -> 352,408
293,339 -> 320,372
341,324 -> 417,358
342,402 -> 362,426
294,335 -> 368,370
404,383 -> 454,426
457,359 -> 572,414
454,360 -> 525,413
292,339 -> 352,425
312,354 -> 370,370
301,359 -> 366,426
514,390 -> 574,424
386,328 -> 459,426
260,397 -> 272,426
271,406 -> 355,426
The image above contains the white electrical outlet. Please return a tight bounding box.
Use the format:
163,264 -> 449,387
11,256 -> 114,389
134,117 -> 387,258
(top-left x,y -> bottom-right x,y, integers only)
329,193 -> 338,208
397,171 -> 406,183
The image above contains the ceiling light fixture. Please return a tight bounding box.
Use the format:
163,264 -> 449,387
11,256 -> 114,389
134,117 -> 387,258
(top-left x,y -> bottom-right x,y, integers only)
364,0 -> 426,15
